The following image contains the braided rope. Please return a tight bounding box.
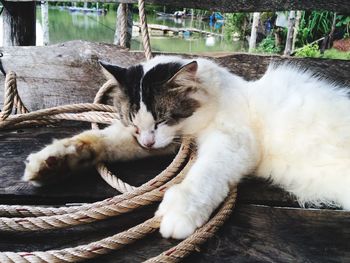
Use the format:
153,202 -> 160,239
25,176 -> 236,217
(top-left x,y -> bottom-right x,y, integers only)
0,189 -> 236,263
0,157 -> 193,232
138,0 -> 153,60
0,0 -> 237,261
119,3 -> 128,48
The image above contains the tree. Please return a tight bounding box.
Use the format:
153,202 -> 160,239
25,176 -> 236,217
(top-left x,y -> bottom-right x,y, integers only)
284,11 -> 296,55
249,12 -> 260,52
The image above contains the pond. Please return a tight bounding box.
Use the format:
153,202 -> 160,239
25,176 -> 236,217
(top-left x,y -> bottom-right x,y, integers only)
34,7 -> 246,53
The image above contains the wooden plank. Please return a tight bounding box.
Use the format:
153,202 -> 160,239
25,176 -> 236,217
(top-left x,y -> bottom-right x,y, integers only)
185,204 -> 350,262
0,41 -> 349,113
133,22 -> 224,37
0,204 -> 349,262
0,41 -> 146,111
4,0 -> 350,12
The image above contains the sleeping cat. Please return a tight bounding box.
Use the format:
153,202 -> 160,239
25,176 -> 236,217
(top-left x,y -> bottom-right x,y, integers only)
23,56 -> 350,239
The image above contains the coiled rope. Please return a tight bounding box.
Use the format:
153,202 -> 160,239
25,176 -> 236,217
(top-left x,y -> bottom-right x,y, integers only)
0,1 -> 237,262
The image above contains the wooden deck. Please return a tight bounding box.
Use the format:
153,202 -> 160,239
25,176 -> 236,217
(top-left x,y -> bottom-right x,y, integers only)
0,41 -> 350,262
133,22 -> 224,37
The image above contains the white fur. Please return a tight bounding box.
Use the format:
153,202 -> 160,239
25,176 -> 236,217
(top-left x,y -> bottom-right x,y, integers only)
142,57 -> 350,239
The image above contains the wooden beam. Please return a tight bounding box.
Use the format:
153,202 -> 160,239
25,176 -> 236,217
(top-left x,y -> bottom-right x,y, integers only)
0,41 -> 349,113
1,1 -> 36,46
3,0 -> 350,12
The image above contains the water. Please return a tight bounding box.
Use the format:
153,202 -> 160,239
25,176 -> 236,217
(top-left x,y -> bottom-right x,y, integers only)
35,7 -> 246,53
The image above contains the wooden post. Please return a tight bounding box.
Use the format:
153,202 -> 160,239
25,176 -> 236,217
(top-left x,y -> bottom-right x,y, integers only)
1,1 -> 36,46
249,12 -> 260,52
41,1 -> 49,46
284,11 -> 296,56
114,3 -> 133,48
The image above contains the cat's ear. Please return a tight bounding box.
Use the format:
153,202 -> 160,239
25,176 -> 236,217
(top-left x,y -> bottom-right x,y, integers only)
99,61 -> 126,84
167,61 -> 198,85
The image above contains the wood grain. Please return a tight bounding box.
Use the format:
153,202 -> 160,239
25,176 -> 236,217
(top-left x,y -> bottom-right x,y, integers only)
1,41 -> 349,113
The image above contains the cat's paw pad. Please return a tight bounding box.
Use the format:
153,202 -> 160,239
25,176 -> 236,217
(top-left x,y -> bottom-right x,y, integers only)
159,211 -> 197,239
156,185 -> 207,239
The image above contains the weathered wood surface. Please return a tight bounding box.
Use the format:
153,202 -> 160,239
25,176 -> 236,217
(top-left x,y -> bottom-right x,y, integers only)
1,1 -> 36,46
1,41 -> 349,113
1,203 -> 349,262
5,0 -> 350,12
0,41 -> 350,261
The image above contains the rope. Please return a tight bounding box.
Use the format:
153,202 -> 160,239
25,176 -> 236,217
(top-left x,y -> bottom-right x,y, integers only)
0,0 -> 236,261
0,189 -> 236,263
138,0 -> 153,60
119,3 -> 128,48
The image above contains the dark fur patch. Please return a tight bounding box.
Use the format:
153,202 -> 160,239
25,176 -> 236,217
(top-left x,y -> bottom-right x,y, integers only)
118,65 -> 144,113
141,62 -> 200,125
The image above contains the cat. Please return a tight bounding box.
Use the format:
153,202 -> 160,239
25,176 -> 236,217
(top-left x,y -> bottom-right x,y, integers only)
23,55 -> 350,239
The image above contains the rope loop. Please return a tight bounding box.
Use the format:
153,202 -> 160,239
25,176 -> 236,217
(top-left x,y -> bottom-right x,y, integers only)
0,0 -> 237,261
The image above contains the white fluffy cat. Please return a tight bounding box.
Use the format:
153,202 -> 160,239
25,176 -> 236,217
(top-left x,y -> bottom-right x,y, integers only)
23,55 -> 350,239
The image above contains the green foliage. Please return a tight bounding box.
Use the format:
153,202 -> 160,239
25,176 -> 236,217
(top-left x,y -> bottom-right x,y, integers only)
297,11 -> 334,46
336,15 -> 350,37
295,43 -> 320,58
295,45 -> 350,60
224,13 -> 249,40
256,35 -> 281,54
322,48 -> 350,60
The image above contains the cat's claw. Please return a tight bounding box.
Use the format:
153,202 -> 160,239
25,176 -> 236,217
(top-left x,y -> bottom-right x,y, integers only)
156,184 -> 206,239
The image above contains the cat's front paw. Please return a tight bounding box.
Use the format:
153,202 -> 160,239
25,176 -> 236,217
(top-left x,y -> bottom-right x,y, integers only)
23,139 -> 86,186
156,184 -> 208,239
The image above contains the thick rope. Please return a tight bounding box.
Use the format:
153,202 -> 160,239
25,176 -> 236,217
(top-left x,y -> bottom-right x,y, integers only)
0,157 -> 192,232
138,0 -> 153,60
0,0 -> 236,260
0,189 -> 236,263
119,3 -> 128,48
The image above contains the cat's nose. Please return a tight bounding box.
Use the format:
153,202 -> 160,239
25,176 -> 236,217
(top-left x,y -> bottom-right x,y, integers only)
144,141 -> 155,148
141,133 -> 155,148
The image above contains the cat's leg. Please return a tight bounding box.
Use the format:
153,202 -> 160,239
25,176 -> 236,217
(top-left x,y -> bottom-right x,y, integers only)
23,121 -> 162,186
156,129 -> 259,239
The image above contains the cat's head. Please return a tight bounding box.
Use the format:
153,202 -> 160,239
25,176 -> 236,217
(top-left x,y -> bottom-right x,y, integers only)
100,56 -> 207,149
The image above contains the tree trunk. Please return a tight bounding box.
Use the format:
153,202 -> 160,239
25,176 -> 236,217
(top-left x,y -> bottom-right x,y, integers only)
284,11 -> 296,56
249,12 -> 260,52
328,12 -> 337,49
41,1 -> 50,46
292,11 -> 302,53
114,4 -> 133,48
2,1 -> 36,46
